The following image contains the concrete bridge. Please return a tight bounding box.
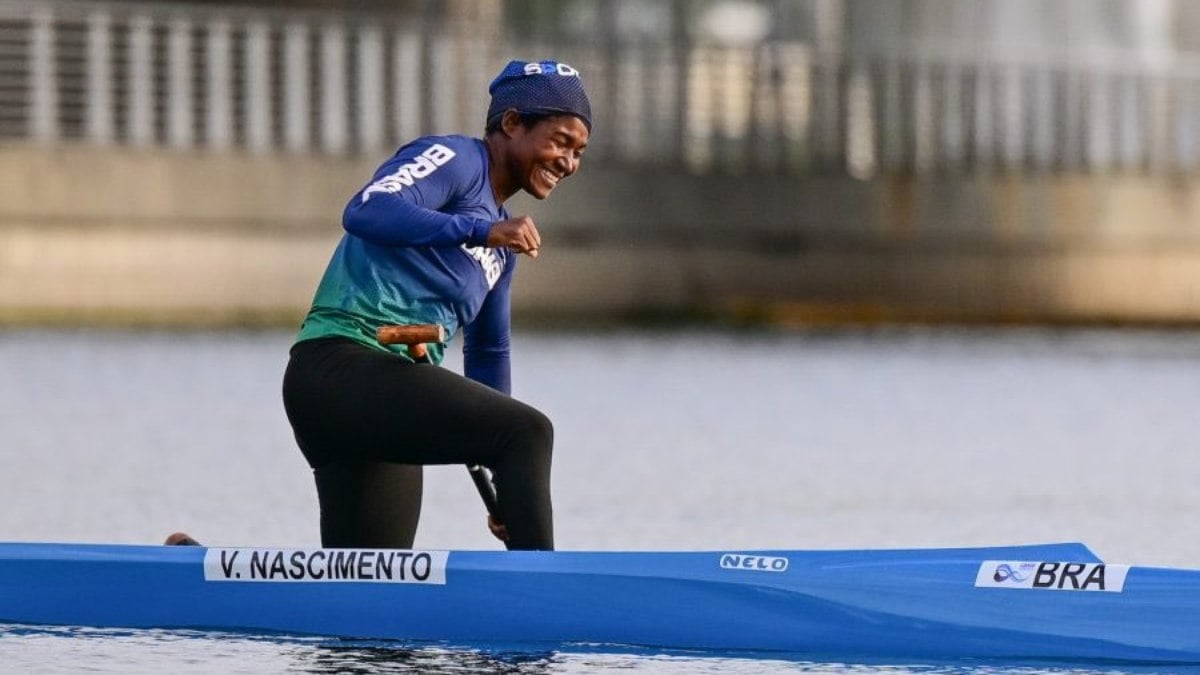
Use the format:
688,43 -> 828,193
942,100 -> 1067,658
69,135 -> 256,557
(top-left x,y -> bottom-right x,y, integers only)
4,1 -> 1200,327
3,144 -> 1199,327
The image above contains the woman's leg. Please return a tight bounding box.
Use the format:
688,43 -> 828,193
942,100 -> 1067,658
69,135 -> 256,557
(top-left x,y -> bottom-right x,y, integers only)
283,338 -> 554,550
313,461 -> 422,548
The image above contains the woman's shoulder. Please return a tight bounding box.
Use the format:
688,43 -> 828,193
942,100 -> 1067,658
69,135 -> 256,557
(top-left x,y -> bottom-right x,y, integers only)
401,134 -> 480,156
399,134 -> 485,177
371,135 -> 485,193
387,134 -> 479,161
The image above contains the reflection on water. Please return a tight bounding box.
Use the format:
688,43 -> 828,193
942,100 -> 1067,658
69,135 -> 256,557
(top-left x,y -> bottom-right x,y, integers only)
3,625 -> 1195,674
291,640 -> 559,674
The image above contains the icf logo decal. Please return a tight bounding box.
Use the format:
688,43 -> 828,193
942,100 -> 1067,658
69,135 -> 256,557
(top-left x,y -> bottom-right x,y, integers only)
719,554 -> 789,573
975,560 -> 1129,593
991,562 -> 1037,583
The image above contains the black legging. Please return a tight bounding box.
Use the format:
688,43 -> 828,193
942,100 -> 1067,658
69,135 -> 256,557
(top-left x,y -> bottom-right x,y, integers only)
282,337 -> 554,550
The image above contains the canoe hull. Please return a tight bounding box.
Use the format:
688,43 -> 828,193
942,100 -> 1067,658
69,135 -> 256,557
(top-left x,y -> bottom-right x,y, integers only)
1,541 -> 1197,664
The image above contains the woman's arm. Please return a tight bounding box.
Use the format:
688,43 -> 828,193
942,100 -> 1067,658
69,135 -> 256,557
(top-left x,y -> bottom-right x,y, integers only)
463,261 -> 515,395
342,139 -> 493,248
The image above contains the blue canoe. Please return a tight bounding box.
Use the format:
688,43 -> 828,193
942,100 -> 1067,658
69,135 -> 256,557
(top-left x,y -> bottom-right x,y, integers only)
1,541 -> 1198,664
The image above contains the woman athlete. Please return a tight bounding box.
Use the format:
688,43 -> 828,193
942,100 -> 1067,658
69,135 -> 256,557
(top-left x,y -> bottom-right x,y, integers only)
280,60 -> 591,551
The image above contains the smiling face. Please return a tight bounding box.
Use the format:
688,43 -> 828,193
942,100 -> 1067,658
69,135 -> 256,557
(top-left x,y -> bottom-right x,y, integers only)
491,112 -> 589,202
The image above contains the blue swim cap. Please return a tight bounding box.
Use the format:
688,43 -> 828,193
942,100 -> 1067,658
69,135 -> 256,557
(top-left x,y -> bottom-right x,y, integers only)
486,60 -> 592,132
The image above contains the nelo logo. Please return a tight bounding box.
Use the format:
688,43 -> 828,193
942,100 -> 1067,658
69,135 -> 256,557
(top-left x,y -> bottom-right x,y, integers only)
719,554 -> 789,573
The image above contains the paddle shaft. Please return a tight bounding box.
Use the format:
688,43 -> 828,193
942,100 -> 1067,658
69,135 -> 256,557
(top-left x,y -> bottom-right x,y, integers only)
375,324 -> 501,520
468,465 -> 500,519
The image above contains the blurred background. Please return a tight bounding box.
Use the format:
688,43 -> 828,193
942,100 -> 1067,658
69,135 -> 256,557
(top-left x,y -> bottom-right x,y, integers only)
4,0 -> 1200,328
5,6 -> 1200,670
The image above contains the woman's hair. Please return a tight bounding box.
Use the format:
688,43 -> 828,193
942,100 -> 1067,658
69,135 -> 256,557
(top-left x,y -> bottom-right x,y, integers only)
484,110 -> 556,135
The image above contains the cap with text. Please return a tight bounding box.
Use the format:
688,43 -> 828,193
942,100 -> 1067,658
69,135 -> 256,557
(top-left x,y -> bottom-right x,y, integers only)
486,60 -> 592,132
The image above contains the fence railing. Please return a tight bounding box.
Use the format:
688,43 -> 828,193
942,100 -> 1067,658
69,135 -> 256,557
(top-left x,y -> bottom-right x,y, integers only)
4,0 -> 1200,176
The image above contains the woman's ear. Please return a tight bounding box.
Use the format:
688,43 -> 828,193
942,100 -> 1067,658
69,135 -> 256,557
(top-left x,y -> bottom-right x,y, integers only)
499,109 -> 523,137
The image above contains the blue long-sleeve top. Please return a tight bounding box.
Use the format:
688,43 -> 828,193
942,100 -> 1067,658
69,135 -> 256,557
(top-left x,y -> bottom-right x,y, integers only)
295,135 -> 515,394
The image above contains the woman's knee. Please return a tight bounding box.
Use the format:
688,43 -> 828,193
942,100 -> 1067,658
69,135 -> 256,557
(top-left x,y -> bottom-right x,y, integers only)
513,406 -> 554,452
492,405 -> 553,476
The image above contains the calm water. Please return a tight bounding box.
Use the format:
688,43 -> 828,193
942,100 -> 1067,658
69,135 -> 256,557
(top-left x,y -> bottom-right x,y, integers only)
2,325 -> 1199,673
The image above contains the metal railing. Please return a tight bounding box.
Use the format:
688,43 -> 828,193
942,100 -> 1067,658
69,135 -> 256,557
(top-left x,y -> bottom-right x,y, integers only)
4,0 -> 1200,176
